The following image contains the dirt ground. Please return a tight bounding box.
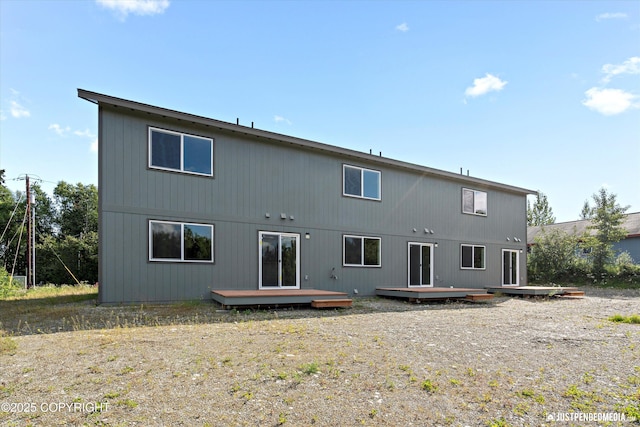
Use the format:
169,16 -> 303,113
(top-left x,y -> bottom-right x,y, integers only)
1,286 -> 639,426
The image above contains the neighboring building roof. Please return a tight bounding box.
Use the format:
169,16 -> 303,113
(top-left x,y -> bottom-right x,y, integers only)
527,212 -> 640,243
78,89 -> 535,196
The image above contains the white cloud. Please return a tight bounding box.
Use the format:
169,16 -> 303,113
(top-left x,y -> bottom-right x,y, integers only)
74,129 -> 95,138
274,115 -> 292,125
601,56 -> 640,83
582,87 -> 638,115
396,22 -> 409,32
96,0 -> 170,19
49,123 -> 71,136
596,12 -> 628,21
10,101 -> 30,118
464,73 -> 507,97
49,124 -> 97,150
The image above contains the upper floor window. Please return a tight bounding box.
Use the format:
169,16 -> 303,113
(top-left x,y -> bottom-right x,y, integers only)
149,127 -> 213,176
461,244 -> 485,270
343,235 -> 381,267
462,188 -> 487,216
149,220 -> 214,263
343,165 -> 381,200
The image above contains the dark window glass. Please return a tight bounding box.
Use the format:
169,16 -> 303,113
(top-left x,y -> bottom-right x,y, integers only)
184,135 -> 212,175
151,130 -> 181,170
364,238 -> 380,265
461,245 -> 473,268
151,222 -> 181,259
344,236 -> 362,265
474,246 -> 485,269
184,224 -> 213,261
344,166 -> 361,196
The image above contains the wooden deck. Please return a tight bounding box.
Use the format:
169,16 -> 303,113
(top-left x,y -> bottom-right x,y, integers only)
485,286 -> 584,297
211,289 -> 350,309
376,287 -> 493,303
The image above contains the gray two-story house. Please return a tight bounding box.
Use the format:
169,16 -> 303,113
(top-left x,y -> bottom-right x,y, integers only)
79,89 -> 534,304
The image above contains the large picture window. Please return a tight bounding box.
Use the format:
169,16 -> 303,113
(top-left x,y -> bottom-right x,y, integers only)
462,188 -> 487,216
343,235 -> 381,267
461,244 -> 485,270
149,220 -> 214,263
149,127 -> 213,176
343,165 -> 381,200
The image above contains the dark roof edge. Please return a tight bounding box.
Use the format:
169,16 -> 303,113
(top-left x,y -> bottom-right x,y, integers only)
78,88 -> 536,196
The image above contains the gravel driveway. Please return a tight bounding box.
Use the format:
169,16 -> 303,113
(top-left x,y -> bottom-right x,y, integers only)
1,287 -> 639,426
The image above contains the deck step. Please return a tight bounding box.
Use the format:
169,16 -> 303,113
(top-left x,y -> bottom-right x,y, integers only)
562,290 -> 585,297
559,290 -> 585,299
463,293 -> 494,302
311,298 -> 353,308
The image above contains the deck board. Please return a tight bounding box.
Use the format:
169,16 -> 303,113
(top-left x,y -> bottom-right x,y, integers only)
376,287 -> 489,301
485,286 -> 583,297
211,289 -> 349,308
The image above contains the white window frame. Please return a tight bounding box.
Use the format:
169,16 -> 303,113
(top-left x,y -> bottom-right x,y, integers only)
149,220 -> 214,263
343,235 -> 382,267
343,164 -> 382,201
460,244 -> 485,270
148,127 -> 214,177
462,188 -> 487,216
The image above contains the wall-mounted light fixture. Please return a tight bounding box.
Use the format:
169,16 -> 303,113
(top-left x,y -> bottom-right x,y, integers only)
506,237 -> 510,241
265,213 -> 271,218
434,242 -> 439,248
413,228 -> 417,233
305,233 -> 310,240
280,213 -> 286,220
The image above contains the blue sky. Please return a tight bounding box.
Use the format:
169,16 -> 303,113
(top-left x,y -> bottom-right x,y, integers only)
1,0 -> 638,223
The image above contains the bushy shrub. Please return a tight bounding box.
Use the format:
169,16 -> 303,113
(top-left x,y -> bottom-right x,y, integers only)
609,252 -> 640,285
528,228 -> 580,283
0,267 -> 23,298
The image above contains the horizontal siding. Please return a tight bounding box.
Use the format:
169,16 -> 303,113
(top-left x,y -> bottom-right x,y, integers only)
99,107 -> 529,303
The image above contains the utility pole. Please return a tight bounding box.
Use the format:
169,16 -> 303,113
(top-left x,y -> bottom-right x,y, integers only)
26,175 -> 32,288
17,174 -> 38,288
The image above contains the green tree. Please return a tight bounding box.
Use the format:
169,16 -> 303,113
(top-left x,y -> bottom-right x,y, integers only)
528,228 -> 579,283
0,180 -> 26,277
31,184 -> 56,244
53,182 -> 98,238
37,232 -> 98,285
527,192 -> 555,226
588,188 -> 629,275
579,200 -> 593,220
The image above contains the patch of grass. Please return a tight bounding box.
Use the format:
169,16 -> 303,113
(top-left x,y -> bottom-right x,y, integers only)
0,284 -> 97,302
421,379 -> 438,393
616,402 -> 640,421
486,417 -> 510,427
103,391 -> 121,399
583,371 -> 594,384
299,361 -> 319,375
0,332 -> 17,355
119,366 -> 134,375
278,412 -> 287,425
116,398 -> 138,408
608,314 -> 640,324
